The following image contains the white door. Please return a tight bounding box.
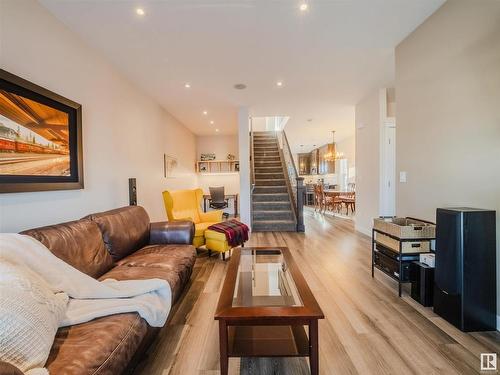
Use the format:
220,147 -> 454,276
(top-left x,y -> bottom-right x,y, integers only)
380,121 -> 396,216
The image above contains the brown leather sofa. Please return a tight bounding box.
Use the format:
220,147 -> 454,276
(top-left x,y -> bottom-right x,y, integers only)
0,206 -> 195,375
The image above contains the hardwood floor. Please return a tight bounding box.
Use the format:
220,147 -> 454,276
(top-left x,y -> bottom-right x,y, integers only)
134,208 -> 499,375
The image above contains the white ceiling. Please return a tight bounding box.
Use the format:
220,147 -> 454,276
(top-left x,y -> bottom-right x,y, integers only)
40,0 -> 444,153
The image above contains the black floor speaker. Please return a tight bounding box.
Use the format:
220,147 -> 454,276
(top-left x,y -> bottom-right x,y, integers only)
129,178 -> 137,206
434,208 -> 496,332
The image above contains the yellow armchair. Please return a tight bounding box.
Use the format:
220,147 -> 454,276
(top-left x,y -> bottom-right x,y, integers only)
162,188 -> 223,247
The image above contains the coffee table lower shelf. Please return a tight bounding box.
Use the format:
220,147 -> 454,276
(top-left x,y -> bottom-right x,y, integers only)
227,325 -> 309,357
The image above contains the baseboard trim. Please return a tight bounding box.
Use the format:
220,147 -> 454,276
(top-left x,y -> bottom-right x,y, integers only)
355,225 -> 372,237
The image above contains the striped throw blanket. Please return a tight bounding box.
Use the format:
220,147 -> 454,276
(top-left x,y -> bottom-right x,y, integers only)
207,220 -> 249,247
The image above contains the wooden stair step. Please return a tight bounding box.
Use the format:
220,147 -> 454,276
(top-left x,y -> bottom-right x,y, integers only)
252,193 -> 289,202
252,220 -> 296,232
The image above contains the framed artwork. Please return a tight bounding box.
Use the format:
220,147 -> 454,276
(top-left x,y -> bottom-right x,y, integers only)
164,154 -> 178,178
0,69 -> 83,193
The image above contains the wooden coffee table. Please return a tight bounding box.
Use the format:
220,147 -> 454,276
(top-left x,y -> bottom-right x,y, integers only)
214,247 -> 324,375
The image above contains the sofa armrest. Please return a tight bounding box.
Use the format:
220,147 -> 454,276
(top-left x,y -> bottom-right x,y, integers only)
149,221 -> 194,245
0,362 -> 23,375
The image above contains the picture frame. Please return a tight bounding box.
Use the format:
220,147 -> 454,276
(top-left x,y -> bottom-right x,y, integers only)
164,154 -> 178,178
0,69 -> 83,193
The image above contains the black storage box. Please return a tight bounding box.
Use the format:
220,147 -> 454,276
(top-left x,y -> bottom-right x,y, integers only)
410,261 -> 434,307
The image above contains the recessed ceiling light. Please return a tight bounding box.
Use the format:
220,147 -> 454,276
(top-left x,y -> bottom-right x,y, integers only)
136,8 -> 145,16
184,83 -> 191,88
215,128 -> 220,132
276,81 -> 283,87
299,3 -> 308,11
210,120 -> 215,125
203,110 -> 208,115
234,83 -> 247,90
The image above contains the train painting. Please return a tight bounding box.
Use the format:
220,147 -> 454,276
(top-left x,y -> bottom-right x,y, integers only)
0,69 -> 83,193
0,88 -> 70,177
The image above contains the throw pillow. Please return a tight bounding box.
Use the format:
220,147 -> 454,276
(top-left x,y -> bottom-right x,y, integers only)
0,259 -> 68,374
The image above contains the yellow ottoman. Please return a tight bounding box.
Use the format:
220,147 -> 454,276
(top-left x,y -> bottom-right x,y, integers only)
205,229 -> 232,260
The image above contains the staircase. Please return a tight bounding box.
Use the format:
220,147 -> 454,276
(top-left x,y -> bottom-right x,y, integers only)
251,131 -> 297,231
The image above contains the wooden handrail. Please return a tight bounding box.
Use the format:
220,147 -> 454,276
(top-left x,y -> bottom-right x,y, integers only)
249,118 -> 255,190
279,129 -> 305,232
282,130 -> 299,178
276,138 -> 298,220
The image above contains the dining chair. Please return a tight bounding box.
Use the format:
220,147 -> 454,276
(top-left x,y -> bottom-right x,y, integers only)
333,194 -> 343,213
339,191 -> 355,215
319,185 -> 337,213
313,184 -> 322,212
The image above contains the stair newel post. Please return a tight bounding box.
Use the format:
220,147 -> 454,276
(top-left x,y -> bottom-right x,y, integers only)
296,177 -> 305,232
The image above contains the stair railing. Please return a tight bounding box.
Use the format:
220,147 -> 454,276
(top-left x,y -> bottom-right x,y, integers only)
249,118 -> 255,194
249,119 -> 255,226
276,130 -> 305,232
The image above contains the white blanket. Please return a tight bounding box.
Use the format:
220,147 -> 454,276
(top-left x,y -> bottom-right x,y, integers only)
0,233 -> 172,327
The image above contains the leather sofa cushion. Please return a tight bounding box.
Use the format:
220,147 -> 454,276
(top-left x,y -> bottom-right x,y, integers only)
21,220 -> 114,278
46,313 -> 150,375
117,244 -> 196,269
86,206 -> 150,261
102,245 -> 195,303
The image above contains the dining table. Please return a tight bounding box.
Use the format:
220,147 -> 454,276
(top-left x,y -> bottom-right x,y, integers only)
323,189 -> 349,195
323,190 -> 355,215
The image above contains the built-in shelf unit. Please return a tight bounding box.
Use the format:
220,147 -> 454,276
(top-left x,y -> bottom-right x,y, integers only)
196,160 -> 240,174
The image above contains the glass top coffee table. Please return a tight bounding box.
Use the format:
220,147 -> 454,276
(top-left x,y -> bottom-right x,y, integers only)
215,247 -> 324,375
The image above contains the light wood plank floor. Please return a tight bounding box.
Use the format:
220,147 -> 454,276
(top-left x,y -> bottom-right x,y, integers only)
134,208 -> 499,375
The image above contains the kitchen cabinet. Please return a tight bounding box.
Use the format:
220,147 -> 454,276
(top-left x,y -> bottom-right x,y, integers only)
298,153 -> 311,175
318,145 -> 335,174
297,146 -> 334,175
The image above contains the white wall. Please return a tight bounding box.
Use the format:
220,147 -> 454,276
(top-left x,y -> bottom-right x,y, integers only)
251,117 -> 267,132
196,135 -> 238,161
238,108 -> 251,227
354,89 -> 387,235
337,135 -> 355,171
0,0 -> 197,232
196,135 -> 240,215
395,0 -> 500,327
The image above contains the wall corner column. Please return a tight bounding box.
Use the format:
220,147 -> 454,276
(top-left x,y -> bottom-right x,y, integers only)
237,107 -> 251,228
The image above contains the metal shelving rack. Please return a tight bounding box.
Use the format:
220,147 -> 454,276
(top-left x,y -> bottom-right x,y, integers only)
371,218 -> 435,297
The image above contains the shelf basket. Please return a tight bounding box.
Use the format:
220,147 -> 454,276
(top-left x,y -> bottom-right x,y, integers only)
373,217 -> 435,240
